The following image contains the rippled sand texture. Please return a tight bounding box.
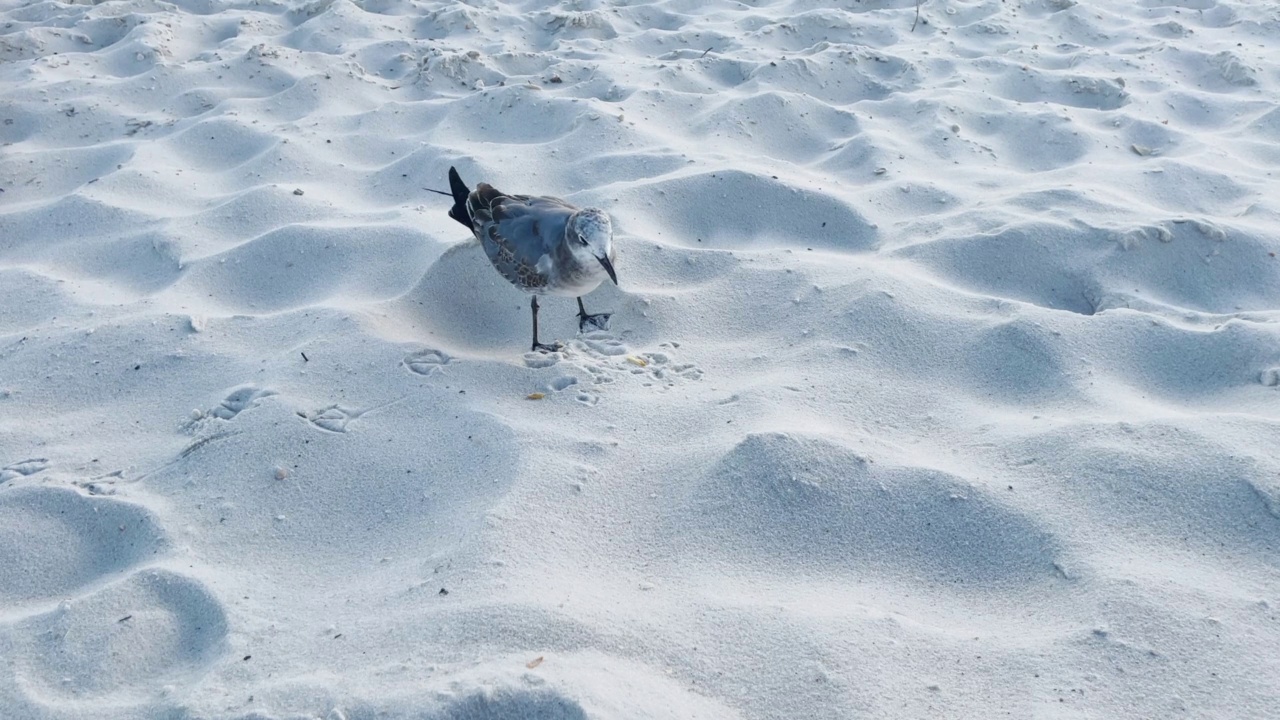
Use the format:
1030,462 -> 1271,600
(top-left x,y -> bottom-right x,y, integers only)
2,0 -> 1279,718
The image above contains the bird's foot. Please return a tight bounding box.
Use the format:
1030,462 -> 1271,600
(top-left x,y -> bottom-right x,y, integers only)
532,341 -> 564,354
578,312 -> 612,333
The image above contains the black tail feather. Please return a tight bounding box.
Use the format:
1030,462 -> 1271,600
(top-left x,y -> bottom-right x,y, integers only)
446,166 -> 472,228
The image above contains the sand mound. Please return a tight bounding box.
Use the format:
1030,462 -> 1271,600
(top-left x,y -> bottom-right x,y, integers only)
676,431 -> 1060,585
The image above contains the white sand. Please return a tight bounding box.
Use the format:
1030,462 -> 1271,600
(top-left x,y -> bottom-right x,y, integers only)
2,0 -> 1279,717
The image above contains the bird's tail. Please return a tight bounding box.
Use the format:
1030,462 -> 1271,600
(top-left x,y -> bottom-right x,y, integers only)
446,166 -> 472,228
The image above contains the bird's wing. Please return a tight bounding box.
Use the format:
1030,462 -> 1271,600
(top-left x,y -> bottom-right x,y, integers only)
468,186 -> 577,289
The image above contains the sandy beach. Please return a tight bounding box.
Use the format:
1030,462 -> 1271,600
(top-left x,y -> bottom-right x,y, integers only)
2,0 -> 1279,717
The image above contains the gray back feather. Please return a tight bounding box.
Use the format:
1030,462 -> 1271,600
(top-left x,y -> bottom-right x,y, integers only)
467,184 -> 579,291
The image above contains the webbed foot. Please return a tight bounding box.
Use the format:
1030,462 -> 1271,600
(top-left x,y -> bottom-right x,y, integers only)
578,312 -> 612,333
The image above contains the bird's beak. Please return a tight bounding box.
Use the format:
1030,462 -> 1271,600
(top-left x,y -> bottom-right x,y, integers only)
597,255 -> 618,285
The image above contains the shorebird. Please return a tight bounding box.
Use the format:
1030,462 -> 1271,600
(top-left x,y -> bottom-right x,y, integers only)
444,166 -> 618,352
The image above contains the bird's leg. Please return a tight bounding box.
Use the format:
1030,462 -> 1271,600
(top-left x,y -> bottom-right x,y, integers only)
530,296 -> 561,353
576,297 -> 612,332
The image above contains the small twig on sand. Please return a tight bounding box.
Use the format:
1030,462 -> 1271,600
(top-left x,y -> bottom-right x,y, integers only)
912,0 -> 921,32
700,47 -> 713,58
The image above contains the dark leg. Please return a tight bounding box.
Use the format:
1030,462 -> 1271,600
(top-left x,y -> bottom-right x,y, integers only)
576,297 -> 612,332
530,296 -> 560,353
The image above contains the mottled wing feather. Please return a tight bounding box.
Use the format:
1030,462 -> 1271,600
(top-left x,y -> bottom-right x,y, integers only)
466,185 -> 577,292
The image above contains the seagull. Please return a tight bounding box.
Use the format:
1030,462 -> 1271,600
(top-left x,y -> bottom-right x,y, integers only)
444,166 -> 618,352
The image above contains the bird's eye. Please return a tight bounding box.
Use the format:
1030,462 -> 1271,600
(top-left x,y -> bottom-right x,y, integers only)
578,235 -> 590,245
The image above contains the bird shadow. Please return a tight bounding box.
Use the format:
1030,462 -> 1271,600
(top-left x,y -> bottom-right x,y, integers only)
386,240 -> 621,354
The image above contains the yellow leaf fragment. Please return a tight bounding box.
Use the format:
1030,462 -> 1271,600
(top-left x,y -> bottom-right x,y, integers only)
626,356 -> 649,367
526,392 -> 546,400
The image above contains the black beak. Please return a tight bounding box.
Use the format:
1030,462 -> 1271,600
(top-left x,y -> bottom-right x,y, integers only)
597,255 -> 618,285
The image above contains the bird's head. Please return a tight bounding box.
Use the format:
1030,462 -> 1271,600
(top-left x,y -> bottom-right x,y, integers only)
567,208 -> 617,285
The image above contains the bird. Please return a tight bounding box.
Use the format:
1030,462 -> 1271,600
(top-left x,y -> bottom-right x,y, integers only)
443,166 -> 618,352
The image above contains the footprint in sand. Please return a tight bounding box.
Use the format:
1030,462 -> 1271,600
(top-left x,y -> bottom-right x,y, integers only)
300,399 -> 404,433
577,334 -> 628,357
522,341 -> 704,403
304,405 -> 362,433
302,405 -> 371,433
211,384 -> 277,419
635,350 -> 704,382
608,347 -> 705,388
549,376 -> 579,392
404,348 -> 454,376
523,352 -> 562,369
186,385 -> 277,426
0,458 -> 48,483
544,374 -> 599,405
